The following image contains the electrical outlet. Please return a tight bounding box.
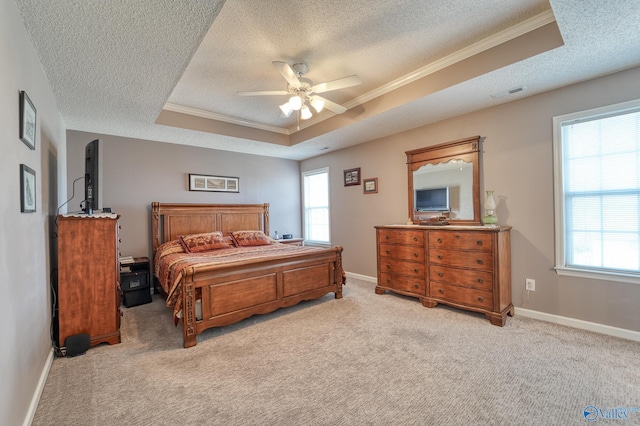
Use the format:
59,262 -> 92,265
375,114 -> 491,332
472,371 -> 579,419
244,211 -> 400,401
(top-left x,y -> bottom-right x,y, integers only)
525,278 -> 536,291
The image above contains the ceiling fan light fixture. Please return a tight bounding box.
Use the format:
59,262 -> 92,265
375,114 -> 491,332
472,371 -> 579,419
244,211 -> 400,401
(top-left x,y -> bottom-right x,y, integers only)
238,61 -> 361,120
310,97 -> 325,113
279,102 -> 293,117
288,95 -> 303,110
300,105 -> 312,120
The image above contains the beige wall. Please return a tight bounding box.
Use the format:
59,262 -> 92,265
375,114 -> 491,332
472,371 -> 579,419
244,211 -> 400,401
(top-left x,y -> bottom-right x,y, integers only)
0,1 -> 67,424
302,66 -> 640,333
66,131 -> 302,259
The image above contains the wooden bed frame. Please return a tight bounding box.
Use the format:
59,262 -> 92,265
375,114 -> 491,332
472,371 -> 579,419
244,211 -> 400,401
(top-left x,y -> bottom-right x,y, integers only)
151,202 -> 344,348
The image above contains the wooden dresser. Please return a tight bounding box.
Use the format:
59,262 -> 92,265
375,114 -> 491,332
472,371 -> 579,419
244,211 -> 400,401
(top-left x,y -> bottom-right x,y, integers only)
375,225 -> 513,326
57,214 -> 121,349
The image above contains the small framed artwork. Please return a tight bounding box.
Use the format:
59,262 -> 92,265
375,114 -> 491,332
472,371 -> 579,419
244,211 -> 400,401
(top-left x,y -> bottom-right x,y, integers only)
363,177 -> 378,194
343,167 -> 361,186
20,164 -> 36,213
19,91 -> 37,150
189,173 -> 240,193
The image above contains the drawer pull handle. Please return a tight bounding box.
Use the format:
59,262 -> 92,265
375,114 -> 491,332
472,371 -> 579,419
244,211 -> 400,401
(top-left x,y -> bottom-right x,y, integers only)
455,234 -> 460,239
438,289 -> 444,294
476,240 -> 483,246
414,268 -> 419,273
476,259 -> 483,265
438,255 -> 443,260
386,278 -> 391,283
385,235 -> 390,239
437,238 -> 442,243
385,249 -> 391,254
477,296 -> 484,302
413,253 -> 419,257
414,284 -> 419,289
386,264 -> 391,269
438,272 -> 443,277
477,278 -> 483,284
413,237 -> 418,241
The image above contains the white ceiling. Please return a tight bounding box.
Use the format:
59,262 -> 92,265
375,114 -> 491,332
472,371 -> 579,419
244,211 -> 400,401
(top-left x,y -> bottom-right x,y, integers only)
14,0 -> 640,160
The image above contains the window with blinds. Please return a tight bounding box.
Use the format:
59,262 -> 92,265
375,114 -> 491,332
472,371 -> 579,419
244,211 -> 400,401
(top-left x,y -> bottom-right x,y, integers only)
302,168 -> 330,245
553,99 -> 640,283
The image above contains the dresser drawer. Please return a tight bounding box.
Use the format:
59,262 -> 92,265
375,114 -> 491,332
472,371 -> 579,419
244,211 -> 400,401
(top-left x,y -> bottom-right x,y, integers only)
379,273 -> 425,295
377,229 -> 424,246
429,231 -> 492,251
429,249 -> 493,271
379,244 -> 425,262
430,282 -> 493,310
380,259 -> 425,277
429,265 -> 493,291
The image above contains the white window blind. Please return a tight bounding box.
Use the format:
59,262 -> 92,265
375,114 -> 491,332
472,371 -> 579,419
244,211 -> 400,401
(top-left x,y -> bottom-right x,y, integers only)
302,168 -> 330,244
553,99 -> 640,283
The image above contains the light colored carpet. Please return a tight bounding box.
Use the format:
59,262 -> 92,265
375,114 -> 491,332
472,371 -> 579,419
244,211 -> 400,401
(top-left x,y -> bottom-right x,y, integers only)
33,278 -> 640,425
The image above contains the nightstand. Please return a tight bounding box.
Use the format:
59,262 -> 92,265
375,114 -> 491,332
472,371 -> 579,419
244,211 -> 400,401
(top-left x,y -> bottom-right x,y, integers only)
277,238 -> 304,246
120,257 -> 151,307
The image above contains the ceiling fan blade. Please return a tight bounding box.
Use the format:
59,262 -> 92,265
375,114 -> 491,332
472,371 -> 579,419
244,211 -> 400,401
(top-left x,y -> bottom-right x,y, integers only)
273,61 -> 302,89
311,75 -> 361,94
314,96 -> 347,114
236,90 -> 290,96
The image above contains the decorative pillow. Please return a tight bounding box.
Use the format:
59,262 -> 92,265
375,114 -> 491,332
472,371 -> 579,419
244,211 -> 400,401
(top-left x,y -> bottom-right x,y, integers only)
179,231 -> 233,253
229,230 -> 274,247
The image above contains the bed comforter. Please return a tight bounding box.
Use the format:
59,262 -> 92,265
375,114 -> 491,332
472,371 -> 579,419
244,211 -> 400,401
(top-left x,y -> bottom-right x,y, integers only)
154,240 -> 334,318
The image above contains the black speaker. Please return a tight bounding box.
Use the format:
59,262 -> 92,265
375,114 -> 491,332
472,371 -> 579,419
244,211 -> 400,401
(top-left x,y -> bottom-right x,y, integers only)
64,333 -> 90,357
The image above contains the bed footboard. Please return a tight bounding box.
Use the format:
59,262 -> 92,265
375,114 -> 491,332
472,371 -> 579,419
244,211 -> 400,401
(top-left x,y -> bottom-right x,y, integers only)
180,246 -> 344,348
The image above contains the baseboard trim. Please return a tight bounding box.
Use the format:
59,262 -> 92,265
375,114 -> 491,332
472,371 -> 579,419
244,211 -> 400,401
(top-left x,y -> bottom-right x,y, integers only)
515,307 -> 640,342
345,272 -> 377,283
23,347 -> 55,426
345,272 -> 640,342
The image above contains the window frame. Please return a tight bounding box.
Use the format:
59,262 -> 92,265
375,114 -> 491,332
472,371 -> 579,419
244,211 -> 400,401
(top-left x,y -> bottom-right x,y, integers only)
301,167 -> 331,247
552,98 -> 640,285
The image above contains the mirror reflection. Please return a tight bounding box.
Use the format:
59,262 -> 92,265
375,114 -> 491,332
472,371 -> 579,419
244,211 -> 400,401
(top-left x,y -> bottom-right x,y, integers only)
413,160 -> 474,220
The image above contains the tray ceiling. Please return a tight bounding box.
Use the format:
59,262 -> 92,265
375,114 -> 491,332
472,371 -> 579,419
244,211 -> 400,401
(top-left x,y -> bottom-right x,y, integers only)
14,0 -> 640,160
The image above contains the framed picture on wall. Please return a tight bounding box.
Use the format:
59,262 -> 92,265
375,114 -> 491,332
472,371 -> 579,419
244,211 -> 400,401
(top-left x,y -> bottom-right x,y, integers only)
343,168 -> 361,186
363,177 -> 378,194
20,164 -> 36,213
19,91 -> 37,150
189,173 -> 240,193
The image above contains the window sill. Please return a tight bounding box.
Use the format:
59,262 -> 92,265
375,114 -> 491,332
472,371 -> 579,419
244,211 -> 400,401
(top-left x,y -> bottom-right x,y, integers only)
303,241 -> 331,249
555,266 -> 640,285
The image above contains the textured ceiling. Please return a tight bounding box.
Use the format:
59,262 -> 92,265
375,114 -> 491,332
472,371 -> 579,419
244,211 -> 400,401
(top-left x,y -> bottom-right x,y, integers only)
13,0 -> 640,160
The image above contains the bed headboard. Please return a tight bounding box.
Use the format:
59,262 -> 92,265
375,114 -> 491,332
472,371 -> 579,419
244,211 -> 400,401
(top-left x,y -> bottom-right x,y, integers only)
151,202 -> 270,253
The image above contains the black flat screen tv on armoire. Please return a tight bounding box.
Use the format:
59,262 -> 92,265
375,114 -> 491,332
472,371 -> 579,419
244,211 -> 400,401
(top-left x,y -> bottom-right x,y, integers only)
84,139 -> 100,214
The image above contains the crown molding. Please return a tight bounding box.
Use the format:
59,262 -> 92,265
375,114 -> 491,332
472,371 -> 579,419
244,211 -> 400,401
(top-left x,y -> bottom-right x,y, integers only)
162,103 -> 292,135
344,10 -> 556,109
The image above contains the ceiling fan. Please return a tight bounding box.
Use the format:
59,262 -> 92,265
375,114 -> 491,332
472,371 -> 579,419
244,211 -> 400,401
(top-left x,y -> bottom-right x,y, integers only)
237,61 -> 361,120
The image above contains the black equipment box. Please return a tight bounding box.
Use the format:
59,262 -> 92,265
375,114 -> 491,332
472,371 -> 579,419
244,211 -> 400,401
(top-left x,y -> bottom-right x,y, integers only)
122,287 -> 152,307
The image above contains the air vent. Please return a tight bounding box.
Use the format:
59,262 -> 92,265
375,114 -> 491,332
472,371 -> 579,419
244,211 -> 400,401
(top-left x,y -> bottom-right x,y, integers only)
491,85 -> 527,99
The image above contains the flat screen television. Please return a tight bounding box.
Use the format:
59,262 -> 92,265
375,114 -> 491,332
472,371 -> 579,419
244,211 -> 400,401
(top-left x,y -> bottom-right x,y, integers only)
84,139 -> 100,214
415,187 -> 450,212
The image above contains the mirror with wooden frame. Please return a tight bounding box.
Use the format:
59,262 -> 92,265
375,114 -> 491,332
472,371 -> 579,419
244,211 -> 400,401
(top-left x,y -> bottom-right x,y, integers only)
406,136 -> 481,225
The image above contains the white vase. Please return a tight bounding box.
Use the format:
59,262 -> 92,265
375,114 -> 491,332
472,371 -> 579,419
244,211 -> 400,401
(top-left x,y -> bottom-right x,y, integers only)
483,190 -> 498,226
